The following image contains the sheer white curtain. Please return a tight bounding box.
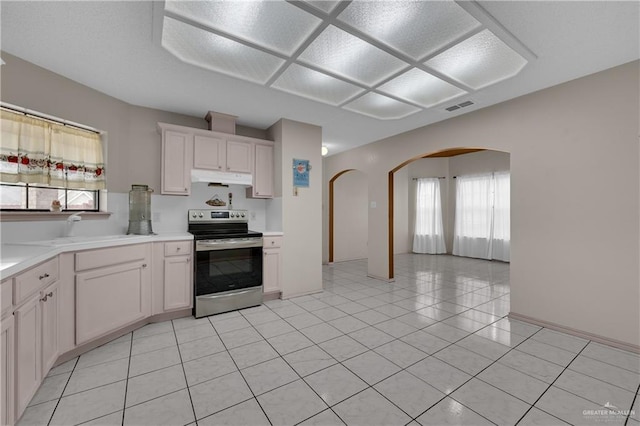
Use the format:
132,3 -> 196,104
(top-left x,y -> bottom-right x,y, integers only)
412,178 -> 446,254
453,172 -> 510,261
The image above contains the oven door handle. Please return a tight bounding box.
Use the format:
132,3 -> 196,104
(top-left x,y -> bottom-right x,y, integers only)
196,239 -> 263,251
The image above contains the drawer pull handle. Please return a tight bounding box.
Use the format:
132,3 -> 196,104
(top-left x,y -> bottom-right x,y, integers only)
41,293 -> 52,302
142,264 -> 147,268
177,247 -> 181,251
39,273 -> 50,280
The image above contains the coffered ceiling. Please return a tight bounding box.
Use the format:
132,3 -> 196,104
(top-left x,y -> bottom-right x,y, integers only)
1,1 -> 638,155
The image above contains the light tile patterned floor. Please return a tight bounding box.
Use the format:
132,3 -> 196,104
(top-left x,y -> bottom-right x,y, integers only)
19,254 -> 640,426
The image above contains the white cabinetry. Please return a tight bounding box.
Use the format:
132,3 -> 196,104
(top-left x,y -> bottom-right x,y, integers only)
226,139 -> 252,173
75,245 -> 151,345
263,236 -> 283,297
160,128 -> 192,195
152,240 -> 193,314
13,257 -> 60,419
194,135 -> 225,171
248,143 -> 274,198
1,279 -> 14,426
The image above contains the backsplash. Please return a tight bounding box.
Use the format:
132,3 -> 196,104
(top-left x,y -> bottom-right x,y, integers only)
0,183 -> 276,243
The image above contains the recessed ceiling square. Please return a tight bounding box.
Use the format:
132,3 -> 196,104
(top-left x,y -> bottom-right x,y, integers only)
337,0 -> 481,60
161,16 -> 285,84
425,29 -> 528,89
343,92 -> 421,120
378,68 -> 467,108
271,64 -> 365,106
164,0 -> 322,56
298,25 -> 408,86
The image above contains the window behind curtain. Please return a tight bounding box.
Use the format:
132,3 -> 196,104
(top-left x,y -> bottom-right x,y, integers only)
453,172 -> 510,261
0,108 -> 104,211
413,178 -> 446,254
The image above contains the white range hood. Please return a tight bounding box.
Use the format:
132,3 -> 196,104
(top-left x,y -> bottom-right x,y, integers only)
191,169 -> 252,186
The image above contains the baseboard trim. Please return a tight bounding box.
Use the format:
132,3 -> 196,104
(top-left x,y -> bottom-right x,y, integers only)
508,311 -> 640,354
367,273 -> 394,283
263,290 -> 281,301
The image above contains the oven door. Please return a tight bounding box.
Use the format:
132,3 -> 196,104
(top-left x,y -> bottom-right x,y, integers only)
194,238 -> 263,296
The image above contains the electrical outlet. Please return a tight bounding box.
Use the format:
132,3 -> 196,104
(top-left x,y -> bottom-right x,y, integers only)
250,211 -> 256,220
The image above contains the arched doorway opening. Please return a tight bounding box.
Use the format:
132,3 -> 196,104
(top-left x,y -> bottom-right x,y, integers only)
329,169 -> 368,263
388,147 -> 510,279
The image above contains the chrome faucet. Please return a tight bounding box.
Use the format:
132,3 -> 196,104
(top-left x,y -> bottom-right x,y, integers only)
65,211 -> 84,237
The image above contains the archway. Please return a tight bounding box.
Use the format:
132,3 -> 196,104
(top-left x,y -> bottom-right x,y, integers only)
329,169 -> 368,263
388,147 -> 510,279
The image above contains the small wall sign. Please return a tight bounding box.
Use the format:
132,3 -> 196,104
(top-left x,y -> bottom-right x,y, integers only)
293,159 -> 310,188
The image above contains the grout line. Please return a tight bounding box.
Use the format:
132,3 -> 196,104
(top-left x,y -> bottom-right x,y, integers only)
45,357 -> 78,426
169,320 -> 198,425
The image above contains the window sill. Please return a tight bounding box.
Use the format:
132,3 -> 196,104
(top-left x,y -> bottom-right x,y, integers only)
0,211 -> 112,222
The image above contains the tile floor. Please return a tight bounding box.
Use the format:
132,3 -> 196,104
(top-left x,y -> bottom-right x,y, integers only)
19,254 -> 640,426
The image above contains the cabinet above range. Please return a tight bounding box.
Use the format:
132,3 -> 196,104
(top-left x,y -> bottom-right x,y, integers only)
157,122 -> 274,198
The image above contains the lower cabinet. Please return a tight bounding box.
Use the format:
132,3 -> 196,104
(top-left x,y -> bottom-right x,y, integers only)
164,256 -> 192,311
14,294 -> 40,419
76,261 -> 150,345
263,236 -> 283,295
1,315 -> 14,426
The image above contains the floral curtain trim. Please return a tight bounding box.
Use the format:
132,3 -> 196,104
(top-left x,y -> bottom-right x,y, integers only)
0,109 -> 106,190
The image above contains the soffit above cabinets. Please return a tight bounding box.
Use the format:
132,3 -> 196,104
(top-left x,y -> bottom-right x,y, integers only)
160,0 -> 534,120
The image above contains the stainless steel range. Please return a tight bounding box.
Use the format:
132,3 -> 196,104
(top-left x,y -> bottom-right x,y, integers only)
188,209 -> 263,318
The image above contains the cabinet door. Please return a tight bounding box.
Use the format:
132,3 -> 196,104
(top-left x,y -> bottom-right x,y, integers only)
164,256 -> 192,311
253,144 -> 274,198
162,130 -> 191,195
15,294 -> 41,418
194,135 -> 225,170
40,281 -> 60,376
76,262 -> 150,345
263,249 -> 281,294
1,315 -> 14,426
226,140 -> 252,173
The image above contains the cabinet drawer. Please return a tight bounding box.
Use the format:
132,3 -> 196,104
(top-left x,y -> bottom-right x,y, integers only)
263,236 -> 282,249
1,278 -> 12,315
75,244 -> 147,271
14,257 -> 58,306
164,241 -> 192,257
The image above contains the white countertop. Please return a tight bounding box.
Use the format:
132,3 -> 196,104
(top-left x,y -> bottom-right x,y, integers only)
262,231 -> 284,237
0,233 -> 193,278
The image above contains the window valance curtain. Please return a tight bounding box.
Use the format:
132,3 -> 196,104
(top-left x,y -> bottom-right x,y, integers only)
0,109 -> 105,189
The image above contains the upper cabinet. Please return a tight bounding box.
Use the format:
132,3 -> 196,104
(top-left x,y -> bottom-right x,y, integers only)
193,135 -> 225,171
247,143 -> 274,199
158,122 -> 273,198
160,128 -> 192,195
226,139 -> 252,173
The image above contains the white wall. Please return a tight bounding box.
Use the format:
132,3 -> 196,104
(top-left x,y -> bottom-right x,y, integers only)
324,61 -> 640,348
393,166 -> 410,254
269,119 -> 323,299
334,170 -> 368,262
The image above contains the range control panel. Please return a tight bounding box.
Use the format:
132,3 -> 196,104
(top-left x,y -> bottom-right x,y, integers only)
188,209 -> 248,223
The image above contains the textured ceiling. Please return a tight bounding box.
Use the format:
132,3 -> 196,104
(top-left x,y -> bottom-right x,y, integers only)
0,1 -> 638,155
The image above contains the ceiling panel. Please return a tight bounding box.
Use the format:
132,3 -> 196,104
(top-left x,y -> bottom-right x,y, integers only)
337,0 -> 481,60
297,25 -> 408,86
377,68 -> 467,108
271,63 -> 365,106
425,29 -> 528,89
161,16 -> 285,84
343,92 -> 421,120
165,0 -> 322,56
